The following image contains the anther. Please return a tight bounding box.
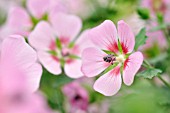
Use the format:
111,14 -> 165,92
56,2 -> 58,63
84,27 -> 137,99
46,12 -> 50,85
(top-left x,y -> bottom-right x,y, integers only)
103,54 -> 115,64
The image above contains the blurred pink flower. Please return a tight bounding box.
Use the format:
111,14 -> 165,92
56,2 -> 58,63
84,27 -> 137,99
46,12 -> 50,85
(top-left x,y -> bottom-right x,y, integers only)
0,0 -> 50,39
138,20 -> 167,51
29,13 -> 92,78
62,82 -> 89,112
88,101 -> 109,113
138,0 -> 170,51
0,0 -> 92,40
27,0 -> 50,19
49,0 -> 92,19
142,0 -> 170,22
0,35 -> 42,92
141,29 -> 167,50
0,35 -> 51,113
81,20 -> 143,96
0,6 -> 32,39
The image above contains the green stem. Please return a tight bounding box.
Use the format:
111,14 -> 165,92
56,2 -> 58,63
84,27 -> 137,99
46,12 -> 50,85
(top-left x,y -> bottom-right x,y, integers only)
143,60 -> 170,89
143,60 -> 152,68
158,75 -> 170,89
55,89 -> 66,113
163,28 -> 170,46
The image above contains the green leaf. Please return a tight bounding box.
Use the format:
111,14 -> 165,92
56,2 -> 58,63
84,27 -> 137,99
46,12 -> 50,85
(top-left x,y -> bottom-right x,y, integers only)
134,28 -> 148,51
102,49 -> 115,55
102,63 -> 119,75
137,8 -> 150,20
137,68 -> 162,79
156,12 -> 164,24
40,69 -> 73,112
47,50 -> 57,56
41,13 -> 48,21
69,54 -> 81,59
60,58 -> 65,67
118,39 -> 123,54
149,23 -> 168,32
144,42 -> 161,58
68,41 -> 75,48
56,38 -> 62,50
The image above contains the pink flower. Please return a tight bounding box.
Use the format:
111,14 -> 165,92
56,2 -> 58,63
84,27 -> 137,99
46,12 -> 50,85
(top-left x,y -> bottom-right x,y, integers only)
49,0 -> 92,19
62,82 -> 89,112
0,0 -> 50,39
0,0 -> 91,40
81,20 -> 143,96
29,13 -> 91,78
0,35 -> 42,92
141,29 -> 167,50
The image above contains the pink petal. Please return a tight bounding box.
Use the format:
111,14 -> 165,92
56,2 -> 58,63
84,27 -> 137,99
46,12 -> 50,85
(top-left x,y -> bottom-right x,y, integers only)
28,21 -> 55,50
123,52 -> 143,86
27,0 -> 50,19
165,8 -> 170,23
63,82 -> 89,111
0,65 -> 29,98
141,0 -> 151,8
1,35 -> 37,70
64,60 -> 83,78
93,66 -> 122,96
141,30 -> 167,49
25,63 -> 42,92
63,82 -> 88,101
50,12 -> 82,41
5,6 -> 32,37
118,20 -> 135,54
89,20 -> 118,53
38,51 -> 62,75
81,47 -> 109,77
49,0 -> 68,18
0,35 -> 42,93
76,30 -> 95,56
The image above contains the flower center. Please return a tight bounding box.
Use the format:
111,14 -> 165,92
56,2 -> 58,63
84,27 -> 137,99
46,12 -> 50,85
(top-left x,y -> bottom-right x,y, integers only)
74,94 -> 82,101
103,54 -> 126,64
61,48 -> 70,57
116,54 -> 125,63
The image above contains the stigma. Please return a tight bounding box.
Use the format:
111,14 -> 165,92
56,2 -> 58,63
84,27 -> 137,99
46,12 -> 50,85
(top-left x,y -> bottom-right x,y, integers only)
116,54 -> 125,63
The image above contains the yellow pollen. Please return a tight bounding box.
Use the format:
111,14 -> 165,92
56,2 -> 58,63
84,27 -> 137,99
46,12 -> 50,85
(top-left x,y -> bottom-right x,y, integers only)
116,54 -> 125,63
